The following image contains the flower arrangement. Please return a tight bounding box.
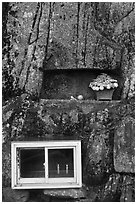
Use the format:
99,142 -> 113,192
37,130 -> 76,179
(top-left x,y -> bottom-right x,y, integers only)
89,73 -> 118,91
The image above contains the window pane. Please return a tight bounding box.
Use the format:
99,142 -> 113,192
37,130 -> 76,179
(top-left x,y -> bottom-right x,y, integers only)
48,149 -> 74,178
20,148 -> 45,178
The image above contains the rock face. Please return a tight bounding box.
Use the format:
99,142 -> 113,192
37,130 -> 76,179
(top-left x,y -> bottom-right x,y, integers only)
114,118 -> 135,173
120,175 -> 135,202
2,187 -> 29,202
85,108 -> 113,185
2,95 -> 135,201
100,173 -> 122,202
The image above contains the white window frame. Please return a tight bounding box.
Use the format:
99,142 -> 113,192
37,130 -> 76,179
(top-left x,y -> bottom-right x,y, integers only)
11,140 -> 82,189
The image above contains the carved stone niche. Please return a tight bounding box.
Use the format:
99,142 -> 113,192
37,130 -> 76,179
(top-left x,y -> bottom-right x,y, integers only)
40,68 -> 123,101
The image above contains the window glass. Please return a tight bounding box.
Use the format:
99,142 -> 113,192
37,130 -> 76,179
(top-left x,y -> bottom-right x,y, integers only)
20,148 -> 45,178
48,149 -> 74,178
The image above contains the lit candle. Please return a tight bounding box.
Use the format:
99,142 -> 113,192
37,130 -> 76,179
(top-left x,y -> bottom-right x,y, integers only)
66,164 -> 68,174
57,164 -> 60,174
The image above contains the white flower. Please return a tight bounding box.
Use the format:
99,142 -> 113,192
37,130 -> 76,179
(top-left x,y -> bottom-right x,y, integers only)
114,83 -> 118,87
89,73 -> 118,90
106,85 -> 111,89
99,86 -> 104,90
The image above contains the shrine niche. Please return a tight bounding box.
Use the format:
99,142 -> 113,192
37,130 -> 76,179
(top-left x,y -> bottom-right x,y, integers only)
40,68 -> 123,101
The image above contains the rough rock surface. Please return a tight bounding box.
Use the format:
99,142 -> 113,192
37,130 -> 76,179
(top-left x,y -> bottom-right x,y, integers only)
86,173 -> 135,202
2,95 -> 135,201
114,118 -> 135,173
2,187 -> 29,202
120,175 -> 135,202
43,188 -> 86,199
85,108 -> 113,185
99,173 -> 122,202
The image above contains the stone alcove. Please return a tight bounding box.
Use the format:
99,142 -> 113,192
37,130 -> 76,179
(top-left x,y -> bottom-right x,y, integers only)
40,68 -> 123,100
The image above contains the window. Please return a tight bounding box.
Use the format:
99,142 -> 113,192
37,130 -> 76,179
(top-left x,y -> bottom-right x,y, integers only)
11,141 -> 82,189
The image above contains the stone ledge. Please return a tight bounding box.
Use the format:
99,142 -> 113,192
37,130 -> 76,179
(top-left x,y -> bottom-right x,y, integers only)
40,99 -> 121,105
39,99 -> 121,115
43,188 -> 86,199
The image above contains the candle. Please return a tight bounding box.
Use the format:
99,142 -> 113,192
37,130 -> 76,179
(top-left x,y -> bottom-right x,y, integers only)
66,164 -> 68,174
57,164 -> 60,174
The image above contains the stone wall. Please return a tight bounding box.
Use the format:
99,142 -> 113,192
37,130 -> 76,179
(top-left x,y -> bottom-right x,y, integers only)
2,94 -> 135,201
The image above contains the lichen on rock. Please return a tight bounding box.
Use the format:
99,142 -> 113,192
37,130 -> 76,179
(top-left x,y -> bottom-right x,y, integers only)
114,117 -> 135,173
